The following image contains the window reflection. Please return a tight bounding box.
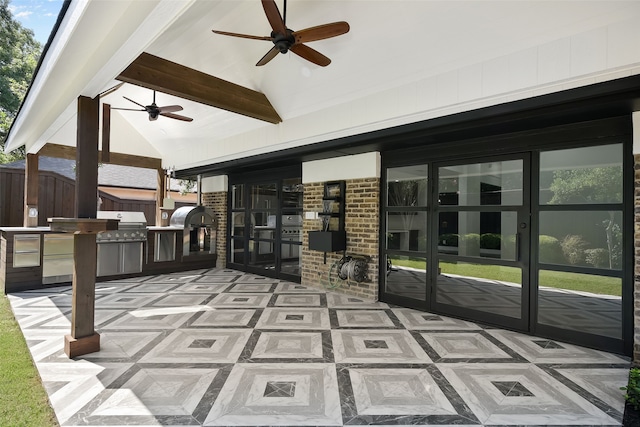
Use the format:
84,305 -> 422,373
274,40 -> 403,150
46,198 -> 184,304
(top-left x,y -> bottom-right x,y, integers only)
386,212 -> 427,251
387,165 -> 428,207
385,255 -> 427,300
439,160 -> 523,206
540,144 -> 623,205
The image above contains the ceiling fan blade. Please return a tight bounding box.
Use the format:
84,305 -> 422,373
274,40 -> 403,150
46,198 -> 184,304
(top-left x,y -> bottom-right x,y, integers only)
256,46 -> 280,66
294,21 -> 350,44
99,82 -> 124,98
290,43 -> 331,67
212,29 -> 272,41
111,107 -> 146,112
157,105 -> 183,114
123,96 -> 146,109
262,0 -> 286,34
160,112 -> 194,122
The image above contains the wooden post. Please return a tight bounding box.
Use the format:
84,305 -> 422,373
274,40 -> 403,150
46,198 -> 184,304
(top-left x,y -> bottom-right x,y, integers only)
76,96 -> 99,219
64,95 -> 101,358
101,103 -> 111,163
23,153 -> 39,227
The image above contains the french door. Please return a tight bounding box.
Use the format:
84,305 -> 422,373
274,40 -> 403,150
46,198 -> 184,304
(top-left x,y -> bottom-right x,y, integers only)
228,173 -> 303,282
383,154 -> 531,331
382,142 -> 628,354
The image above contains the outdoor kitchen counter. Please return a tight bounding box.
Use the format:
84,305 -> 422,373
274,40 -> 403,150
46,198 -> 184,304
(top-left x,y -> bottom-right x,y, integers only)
1,226 -> 217,294
1,226 -> 57,293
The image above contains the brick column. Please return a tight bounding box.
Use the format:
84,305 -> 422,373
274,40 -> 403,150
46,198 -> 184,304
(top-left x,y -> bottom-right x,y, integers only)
302,178 -> 380,299
202,191 -> 227,268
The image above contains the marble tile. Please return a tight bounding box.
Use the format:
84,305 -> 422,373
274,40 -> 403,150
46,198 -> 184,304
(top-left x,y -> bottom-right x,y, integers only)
247,331 -> 324,360
332,330 -> 431,363
139,329 -> 251,363
255,308 -> 330,330
273,293 -> 323,307
206,293 -> 272,308
170,282 -> 232,293
275,282 -> 326,293
392,308 -> 482,331
418,331 -> 522,362
226,283 -> 276,293
326,293 -> 389,309
188,309 -> 259,328
349,368 -> 457,415
333,309 -> 396,328
203,363 -> 342,426
8,267 -> 628,426
548,366 -> 628,412
438,363 -> 621,425
487,329 -> 629,364
96,293 -> 165,309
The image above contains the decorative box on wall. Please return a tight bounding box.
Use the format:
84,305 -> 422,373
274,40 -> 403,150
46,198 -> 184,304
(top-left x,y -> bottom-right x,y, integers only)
309,180 -> 346,253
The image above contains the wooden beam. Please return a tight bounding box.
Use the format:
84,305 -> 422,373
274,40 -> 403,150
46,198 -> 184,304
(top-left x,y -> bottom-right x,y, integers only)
23,153 -> 39,227
39,143 -> 162,170
76,96 -> 99,218
118,52 -> 282,124
101,103 -> 111,163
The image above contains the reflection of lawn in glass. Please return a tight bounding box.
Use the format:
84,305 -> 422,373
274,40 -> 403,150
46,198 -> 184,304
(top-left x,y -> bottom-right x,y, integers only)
390,258 -> 621,296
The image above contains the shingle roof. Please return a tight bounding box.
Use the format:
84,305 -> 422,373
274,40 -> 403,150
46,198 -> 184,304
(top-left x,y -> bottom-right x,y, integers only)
2,156 -> 190,191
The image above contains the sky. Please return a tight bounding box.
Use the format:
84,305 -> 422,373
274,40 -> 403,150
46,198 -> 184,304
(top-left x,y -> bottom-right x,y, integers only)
8,0 -> 64,45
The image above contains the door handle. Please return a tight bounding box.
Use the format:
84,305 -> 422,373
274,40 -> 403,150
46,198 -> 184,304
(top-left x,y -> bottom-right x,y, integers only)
515,233 -> 521,261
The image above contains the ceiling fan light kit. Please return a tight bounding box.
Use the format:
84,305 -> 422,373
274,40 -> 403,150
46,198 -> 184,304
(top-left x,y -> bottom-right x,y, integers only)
212,0 -> 349,67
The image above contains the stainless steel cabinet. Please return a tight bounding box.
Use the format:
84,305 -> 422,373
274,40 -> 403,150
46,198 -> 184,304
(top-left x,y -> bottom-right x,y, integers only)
97,241 -> 143,276
154,232 -> 176,262
42,234 -> 74,284
13,234 -> 41,268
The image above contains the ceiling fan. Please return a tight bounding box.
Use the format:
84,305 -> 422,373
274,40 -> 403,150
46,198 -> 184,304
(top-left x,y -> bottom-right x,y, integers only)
112,90 -> 193,122
212,0 -> 350,67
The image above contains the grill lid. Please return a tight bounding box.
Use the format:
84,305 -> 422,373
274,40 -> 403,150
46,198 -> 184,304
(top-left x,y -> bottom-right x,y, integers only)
96,211 -> 147,228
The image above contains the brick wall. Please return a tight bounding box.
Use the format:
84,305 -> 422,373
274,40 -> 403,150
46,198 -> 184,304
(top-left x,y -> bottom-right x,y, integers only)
301,178 -> 380,299
635,155 -> 640,363
202,191 -> 227,268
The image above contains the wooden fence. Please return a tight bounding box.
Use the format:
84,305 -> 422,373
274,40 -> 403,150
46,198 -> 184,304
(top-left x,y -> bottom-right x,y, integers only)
0,166 -> 190,227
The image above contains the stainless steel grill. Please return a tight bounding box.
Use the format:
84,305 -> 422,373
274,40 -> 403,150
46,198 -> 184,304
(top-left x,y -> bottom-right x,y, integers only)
96,211 -> 148,242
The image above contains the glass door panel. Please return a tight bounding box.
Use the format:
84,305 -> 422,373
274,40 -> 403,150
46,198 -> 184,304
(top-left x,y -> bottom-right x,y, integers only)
434,156 -> 528,328
537,144 -> 623,344
248,183 -> 277,271
383,165 -> 429,303
436,262 -> 522,319
437,211 -> 518,260
386,255 -> 427,300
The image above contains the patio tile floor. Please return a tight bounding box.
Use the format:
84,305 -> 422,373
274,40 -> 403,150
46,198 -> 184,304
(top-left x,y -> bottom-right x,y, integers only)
8,268 -> 630,426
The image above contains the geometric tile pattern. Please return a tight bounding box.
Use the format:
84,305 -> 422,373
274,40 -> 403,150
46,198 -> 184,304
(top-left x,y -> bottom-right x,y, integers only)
7,267 -> 630,426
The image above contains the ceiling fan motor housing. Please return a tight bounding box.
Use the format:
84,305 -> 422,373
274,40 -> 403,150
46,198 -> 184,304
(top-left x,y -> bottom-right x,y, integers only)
272,30 -> 294,53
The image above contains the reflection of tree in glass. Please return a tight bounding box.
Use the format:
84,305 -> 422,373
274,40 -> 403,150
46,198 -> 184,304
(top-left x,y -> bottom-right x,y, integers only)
549,166 -> 622,269
388,179 -> 427,251
389,180 -> 422,206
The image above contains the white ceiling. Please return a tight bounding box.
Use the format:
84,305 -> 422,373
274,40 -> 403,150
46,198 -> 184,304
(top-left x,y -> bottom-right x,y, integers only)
7,0 -> 640,174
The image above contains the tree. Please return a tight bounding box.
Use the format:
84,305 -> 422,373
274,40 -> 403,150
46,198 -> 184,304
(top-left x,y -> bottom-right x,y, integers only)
0,0 -> 42,163
549,166 -> 622,269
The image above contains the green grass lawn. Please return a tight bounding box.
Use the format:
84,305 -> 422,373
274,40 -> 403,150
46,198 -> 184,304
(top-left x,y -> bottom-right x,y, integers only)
390,257 -> 621,296
0,295 -> 59,427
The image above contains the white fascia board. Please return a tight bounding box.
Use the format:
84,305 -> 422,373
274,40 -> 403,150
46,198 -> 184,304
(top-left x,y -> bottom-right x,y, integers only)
302,152 -> 381,184
6,0 -> 197,155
